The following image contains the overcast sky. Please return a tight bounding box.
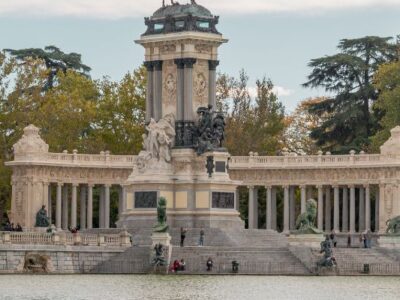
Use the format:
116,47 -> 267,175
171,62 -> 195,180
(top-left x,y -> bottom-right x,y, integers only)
1,0 -> 400,111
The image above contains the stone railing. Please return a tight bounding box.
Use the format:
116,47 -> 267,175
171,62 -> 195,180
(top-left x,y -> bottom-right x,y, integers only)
0,231 -> 132,248
12,151 -> 137,168
229,153 -> 400,169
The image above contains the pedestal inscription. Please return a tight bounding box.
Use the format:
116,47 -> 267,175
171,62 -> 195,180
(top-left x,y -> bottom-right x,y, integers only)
212,192 -> 234,209
135,192 -> 157,208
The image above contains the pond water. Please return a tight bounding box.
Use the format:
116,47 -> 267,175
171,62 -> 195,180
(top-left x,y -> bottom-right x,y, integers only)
0,275 -> 399,300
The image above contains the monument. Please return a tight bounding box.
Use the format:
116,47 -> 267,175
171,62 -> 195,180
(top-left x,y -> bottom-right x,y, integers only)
117,0 -> 243,230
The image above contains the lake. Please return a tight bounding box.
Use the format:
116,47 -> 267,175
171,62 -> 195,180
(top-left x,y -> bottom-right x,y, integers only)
0,275 -> 399,300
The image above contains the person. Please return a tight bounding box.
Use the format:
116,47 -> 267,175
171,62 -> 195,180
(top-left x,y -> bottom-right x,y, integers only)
206,257 -> 213,271
359,233 -> 365,248
347,234 -> 351,248
180,227 -> 187,247
199,228 -> 205,246
330,230 -> 337,248
15,223 -> 23,232
173,259 -> 181,272
180,259 -> 186,271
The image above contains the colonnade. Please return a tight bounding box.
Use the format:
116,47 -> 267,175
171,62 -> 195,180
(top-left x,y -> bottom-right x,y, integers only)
47,183 -> 126,230
246,184 -> 380,233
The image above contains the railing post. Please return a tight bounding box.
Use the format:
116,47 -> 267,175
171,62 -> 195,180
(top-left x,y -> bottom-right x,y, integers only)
52,232 -> 61,245
73,232 -> 81,245
120,230 -> 132,247
350,150 -> 355,164
73,149 -> 78,163
3,232 -> 11,244
98,235 -> 105,246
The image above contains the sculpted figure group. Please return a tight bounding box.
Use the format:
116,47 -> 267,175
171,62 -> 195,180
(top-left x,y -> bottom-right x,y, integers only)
162,1 -> 197,7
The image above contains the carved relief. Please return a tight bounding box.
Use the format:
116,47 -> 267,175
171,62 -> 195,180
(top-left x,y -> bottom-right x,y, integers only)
164,73 -> 176,96
194,72 -> 207,98
195,43 -> 212,54
160,43 -> 176,54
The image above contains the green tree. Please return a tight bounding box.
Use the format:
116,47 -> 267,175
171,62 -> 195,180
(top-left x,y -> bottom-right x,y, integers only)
303,36 -> 398,153
370,61 -> 400,150
4,46 -> 91,91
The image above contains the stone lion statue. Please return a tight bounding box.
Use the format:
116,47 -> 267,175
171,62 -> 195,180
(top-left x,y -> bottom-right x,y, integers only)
295,199 -> 321,234
386,216 -> 400,234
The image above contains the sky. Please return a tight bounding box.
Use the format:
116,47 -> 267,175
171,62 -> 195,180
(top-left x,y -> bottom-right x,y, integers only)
1,0 -> 400,112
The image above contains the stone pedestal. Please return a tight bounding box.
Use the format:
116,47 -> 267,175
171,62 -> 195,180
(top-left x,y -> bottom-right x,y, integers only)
118,149 -> 244,230
34,227 -> 49,233
150,232 -> 172,274
377,235 -> 400,249
288,234 -> 324,248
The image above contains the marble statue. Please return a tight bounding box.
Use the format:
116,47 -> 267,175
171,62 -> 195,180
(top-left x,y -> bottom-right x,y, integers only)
318,236 -> 337,268
151,243 -> 167,267
295,199 -> 321,234
153,197 -> 169,233
136,114 -> 175,171
386,216 -> 400,234
35,205 -> 50,227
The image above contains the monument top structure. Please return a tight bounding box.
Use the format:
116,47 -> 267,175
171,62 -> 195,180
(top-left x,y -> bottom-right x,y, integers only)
143,1 -> 220,36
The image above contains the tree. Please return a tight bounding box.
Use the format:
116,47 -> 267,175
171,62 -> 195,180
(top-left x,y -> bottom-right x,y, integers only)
283,98 -> 326,155
93,67 -> 146,155
370,61 -> 400,151
4,46 -> 91,91
303,36 -> 398,153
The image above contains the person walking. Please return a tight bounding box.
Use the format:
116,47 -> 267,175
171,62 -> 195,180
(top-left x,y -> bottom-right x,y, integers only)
199,228 -> 205,246
180,227 -> 187,247
206,257 -> 213,271
365,229 -> 372,248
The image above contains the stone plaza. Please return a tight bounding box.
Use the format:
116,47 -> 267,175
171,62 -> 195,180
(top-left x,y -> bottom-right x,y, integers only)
2,1 -> 400,275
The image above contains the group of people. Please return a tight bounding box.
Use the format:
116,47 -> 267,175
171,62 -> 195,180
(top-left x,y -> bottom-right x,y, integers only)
180,227 -> 205,247
360,229 -> 373,248
170,259 -> 186,272
3,222 -> 22,232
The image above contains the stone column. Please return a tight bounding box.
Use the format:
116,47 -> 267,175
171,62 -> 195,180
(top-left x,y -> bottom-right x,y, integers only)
62,185 -> 69,230
333,186 -> 340,232
365,185 -> 371,231
266,186 -> 273,230
350,185 -> 356,233
153,60 -> 163,121
300,186 -> 306,214
183,58 -> 196,121
118,186 -> 124,217
375,187 -> 380,232
283,186 -> 290,233
378,184 -> 386,233
99,186 -> 105,228
248,186 -> 255,229
174,59 -> 185,121
56,183 -> 63,230
105,185 -> 111,229
325,186 -> 331,232
71,184 -> 78,229
235,188 -> 240,212
289,186 -> 296,230
272,187 -> 277,230
342,187 -> 349,232
307,187 -> 313,200
317,186 -> 324,231
47,183 -> 52,222
359,186 -> 365,232
80,185 -> 87,230
87,184 -> 93,229
144,61 -> 154,122
208,60 -> 219,108
253,188 -> 259,229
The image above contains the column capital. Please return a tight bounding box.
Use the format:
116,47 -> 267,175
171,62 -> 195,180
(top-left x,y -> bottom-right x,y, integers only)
174,58 -> 185,69
143,61 -> 154,71
42,181 -> 50,186
348,184 -> 356,189
183,58 -> 197,68
104,184 -> 112,188
316,185 -> 324,189
300,185 -> 307,189
152,60 -> 163,71
57,182 -> 64,187
363,184 -> 370,189
72,183 -> 79,188
208,60 -> 220,71
283,185 -> 290,189
87,183 -> 95,188
265,185 -> 273,189
332,185 -> 339,189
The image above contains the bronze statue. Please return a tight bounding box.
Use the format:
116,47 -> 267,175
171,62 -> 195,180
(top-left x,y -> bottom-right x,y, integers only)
151,243 -> 167,267
386,215 -> 400,234
35,205 -> 50,227
295,199 -> 321,234
317,236 -> 337,268
153,197 -> 169,233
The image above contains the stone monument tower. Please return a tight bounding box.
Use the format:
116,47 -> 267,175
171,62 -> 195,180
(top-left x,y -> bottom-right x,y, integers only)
117,1 -> 243,230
